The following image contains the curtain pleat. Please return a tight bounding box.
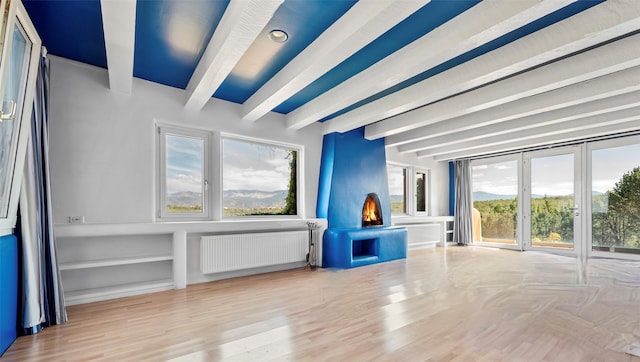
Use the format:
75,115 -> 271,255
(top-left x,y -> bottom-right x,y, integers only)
18,52 -> 66,335
453,159 -> 473,246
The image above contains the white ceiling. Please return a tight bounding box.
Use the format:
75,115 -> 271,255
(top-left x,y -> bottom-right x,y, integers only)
97,0 -> 640,161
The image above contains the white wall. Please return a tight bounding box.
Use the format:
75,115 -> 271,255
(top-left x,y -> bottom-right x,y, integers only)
386,147 -> 450,216
47,56 -> 452,297
48,56 -> 325,224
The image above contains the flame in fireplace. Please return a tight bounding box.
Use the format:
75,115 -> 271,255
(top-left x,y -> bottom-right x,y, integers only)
362,193 -> 383,227
363,199 -> 378,223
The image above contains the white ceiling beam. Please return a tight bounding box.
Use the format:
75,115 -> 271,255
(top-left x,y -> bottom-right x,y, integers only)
285,0 -> 573,130
386,71 -> 640,148
431,120 -> 640,161
419,107 -> 640,158
100,0 -> 136,95
184,0 -> 283,112
396,90 -> 640,153
363,32 -> 640,140
343,1 -> 640,138
241,0 -> 429,123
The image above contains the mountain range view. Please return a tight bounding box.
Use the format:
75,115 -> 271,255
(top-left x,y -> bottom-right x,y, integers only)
168,190 -> 604,208
168,190 -> 288,209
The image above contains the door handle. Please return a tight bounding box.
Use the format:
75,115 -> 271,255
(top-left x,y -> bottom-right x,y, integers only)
0,100 -> 16,122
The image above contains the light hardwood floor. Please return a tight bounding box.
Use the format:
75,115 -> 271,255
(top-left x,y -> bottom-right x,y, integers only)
3,246 -> 640,361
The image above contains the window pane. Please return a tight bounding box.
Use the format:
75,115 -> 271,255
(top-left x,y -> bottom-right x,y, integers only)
530,154 -> 574,249
416,172 -> 426,212
472,160 -> 518,245
387,164 -> 406,214
592,143 -> 640,254
222,138 -> 297,216
165,134 -> 204,214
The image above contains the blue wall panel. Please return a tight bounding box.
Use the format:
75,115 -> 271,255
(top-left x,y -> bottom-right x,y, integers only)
0,234 -> 17,356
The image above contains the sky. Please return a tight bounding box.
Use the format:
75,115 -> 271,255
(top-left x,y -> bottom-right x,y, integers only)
472,160 -> 518,196
222,138 -> 293,192
166,136 -> 294,195
592,143 -> 640,193
166,134 -> 203,194
472,143 -> 640,198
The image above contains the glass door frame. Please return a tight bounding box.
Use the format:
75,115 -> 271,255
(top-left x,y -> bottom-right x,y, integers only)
586,134 -> 640,261
522,145 -> 585,258
470,153 -> 524,251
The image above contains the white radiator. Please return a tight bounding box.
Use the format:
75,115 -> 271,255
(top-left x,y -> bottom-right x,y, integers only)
405,223 -> 442,248
200,231 -> 308,274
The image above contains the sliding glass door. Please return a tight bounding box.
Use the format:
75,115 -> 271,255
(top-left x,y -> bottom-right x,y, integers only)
524,148 -> 580,253
471,137 -> 640,260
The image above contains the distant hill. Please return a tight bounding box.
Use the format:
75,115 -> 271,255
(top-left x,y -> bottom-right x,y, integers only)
167,190 -> 288,209
223,189 -> 287,209
473,191 -> 516,201
474,191 -> 579,201
167,191 -> 202,207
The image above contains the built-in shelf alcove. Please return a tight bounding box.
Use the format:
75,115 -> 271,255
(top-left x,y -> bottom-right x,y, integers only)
352,238 -> 378,261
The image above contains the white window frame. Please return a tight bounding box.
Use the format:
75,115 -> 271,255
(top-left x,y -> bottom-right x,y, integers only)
0,2 -> 41,235
156,124 -> 212,221
220,133 -> 304,219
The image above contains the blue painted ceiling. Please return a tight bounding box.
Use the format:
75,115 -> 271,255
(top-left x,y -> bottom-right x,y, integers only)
23,0 -> 603,116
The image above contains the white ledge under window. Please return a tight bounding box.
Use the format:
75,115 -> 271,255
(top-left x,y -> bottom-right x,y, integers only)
55,219 -> 328,238
391,215 -> 454,225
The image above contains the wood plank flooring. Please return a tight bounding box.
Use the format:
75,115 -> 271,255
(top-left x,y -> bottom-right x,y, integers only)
3,246 -> 640,361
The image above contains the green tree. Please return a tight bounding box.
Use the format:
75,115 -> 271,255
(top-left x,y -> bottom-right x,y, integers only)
282,150 -> 297,215
416,176 -> 425,212
604,167 -> 640,247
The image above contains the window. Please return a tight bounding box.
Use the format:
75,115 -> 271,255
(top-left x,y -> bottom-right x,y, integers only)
415,170 -> 430,214
386,164 -> 430,216
222,136 -> 300,217
157,126 -> 210,220
387,164 -> 407,215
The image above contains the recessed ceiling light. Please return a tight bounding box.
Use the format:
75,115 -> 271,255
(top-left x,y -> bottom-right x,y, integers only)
268,29 -> 288,43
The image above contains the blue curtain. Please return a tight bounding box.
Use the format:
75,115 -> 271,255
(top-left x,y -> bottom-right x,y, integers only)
453,159 -> 473,246
17,52 -> 66,335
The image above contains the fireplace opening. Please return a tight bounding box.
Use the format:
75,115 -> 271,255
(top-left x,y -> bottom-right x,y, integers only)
362,193 -> 383,227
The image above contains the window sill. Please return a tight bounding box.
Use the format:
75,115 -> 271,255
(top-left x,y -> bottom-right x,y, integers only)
391,215 -> 453,225
55,218 -> 327,238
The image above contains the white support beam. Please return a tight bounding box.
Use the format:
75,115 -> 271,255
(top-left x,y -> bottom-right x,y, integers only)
396,90 -> 640,153
386,72 -> 640,148
431,120 -> 640,161
340,1 -> 640,138
241,0 -> 429,123
286,0 -> 573,130
419,107 -> 640,158
101,0 -> 136,95
184,0 -> 283,112
363,32 -> 640,140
